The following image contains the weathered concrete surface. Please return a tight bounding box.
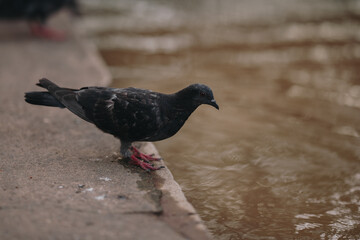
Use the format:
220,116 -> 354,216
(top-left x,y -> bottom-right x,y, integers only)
0,13 -> 211,240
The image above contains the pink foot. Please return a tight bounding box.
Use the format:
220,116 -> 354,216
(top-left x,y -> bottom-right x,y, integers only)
130,155 -> 163,171
131,146 -> 162,162
128,146 -> 163,171
29,23 -> 66,41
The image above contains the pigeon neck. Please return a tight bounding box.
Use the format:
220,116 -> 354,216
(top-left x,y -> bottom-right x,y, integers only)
171,91 -> 199,113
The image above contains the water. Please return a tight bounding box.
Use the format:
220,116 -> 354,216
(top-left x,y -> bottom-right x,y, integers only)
80,0 -> 360,239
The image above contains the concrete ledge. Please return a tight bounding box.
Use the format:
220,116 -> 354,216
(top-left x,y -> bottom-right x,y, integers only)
0,14 -> 211,240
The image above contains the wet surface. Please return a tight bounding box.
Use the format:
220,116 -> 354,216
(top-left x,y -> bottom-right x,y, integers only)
81,0 -> 360,239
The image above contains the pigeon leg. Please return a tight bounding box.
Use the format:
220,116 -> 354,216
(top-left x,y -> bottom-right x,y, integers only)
130,155 -> 163,171
29,22 -> 66,41
131,146 -> 162,162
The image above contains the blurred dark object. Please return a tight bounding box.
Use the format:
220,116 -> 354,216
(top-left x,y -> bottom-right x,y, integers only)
0,0 -> 79,40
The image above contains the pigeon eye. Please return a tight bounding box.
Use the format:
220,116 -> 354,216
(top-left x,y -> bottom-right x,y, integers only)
200,92 -> 206,97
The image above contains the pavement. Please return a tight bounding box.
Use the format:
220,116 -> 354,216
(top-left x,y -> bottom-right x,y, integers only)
0,13 -> 211,240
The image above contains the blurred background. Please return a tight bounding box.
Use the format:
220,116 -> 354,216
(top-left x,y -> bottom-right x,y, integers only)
2,0 -> 359,239
77,0 -> 360,239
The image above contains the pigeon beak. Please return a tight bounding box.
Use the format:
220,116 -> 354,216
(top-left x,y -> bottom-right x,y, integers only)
209,99 -> 219,110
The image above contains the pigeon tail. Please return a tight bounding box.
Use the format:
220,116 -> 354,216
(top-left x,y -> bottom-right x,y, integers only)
25,78 -> 64,108
36,78 -> 61,91
25,91 -> 65,108
25,78 -> 92,123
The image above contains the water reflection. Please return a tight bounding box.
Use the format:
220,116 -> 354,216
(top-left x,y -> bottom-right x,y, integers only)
80,0 -> 360,239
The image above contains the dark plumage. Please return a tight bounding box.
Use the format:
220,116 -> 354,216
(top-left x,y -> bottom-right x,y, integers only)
0,0 -> 79,40
25,78 -> 219,171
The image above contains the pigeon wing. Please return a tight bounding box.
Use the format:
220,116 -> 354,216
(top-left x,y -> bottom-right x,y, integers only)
75,87 -> 163,141
50,88 -> 92,123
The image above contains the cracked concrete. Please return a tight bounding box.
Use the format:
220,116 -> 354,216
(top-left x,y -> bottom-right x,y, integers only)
0,12 -> 211,240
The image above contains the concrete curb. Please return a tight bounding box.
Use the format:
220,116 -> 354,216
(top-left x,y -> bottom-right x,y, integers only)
139,143 -> 212,240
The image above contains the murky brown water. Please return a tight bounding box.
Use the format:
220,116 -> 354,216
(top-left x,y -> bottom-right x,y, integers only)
81,0 -> 360,239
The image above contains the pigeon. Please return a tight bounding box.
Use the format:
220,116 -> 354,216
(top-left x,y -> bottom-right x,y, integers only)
0,0 -> 79,40
25,78 -> 219,171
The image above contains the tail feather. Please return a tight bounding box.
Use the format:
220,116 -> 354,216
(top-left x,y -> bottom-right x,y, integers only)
36,78 -> 60,91
25,78 -> 92,123
24,91 -> 65,108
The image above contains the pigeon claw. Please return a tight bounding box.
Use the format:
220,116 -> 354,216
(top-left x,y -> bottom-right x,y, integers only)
131,146 -> 162,162
130,155 -> 162,171
29,23 -> 66,41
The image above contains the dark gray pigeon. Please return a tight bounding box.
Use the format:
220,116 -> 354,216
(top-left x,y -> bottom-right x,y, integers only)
25,78 -> 219,171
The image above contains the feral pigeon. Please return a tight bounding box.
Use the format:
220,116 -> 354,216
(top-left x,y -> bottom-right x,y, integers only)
25,78 -> 219,171
0,0 -> 79,40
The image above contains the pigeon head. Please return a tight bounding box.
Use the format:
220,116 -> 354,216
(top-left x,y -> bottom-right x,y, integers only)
178,84 -> 219,110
